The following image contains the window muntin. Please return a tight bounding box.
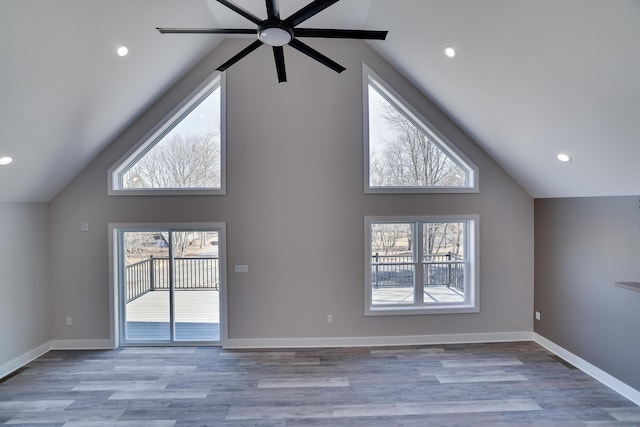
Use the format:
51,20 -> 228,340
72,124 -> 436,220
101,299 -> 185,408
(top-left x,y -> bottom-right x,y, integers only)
365,216 -> 478,315
109,72 -> 225,195
364,65 -> 478,193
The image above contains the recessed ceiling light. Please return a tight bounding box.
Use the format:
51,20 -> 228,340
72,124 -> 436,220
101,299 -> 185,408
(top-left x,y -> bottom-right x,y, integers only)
444,46 -> 456,58
556,153 -> 572,162
116,45 -> 129,57
0,156 -> 13,166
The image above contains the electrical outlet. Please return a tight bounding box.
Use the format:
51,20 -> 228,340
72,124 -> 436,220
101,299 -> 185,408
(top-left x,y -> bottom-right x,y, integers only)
66,317 -> 72,326
327,314 -> 333,324
535,311 -> 541,321
80,223 -> 89,232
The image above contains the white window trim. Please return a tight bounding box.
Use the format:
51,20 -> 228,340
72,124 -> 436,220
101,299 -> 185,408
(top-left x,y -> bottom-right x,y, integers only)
108,71 -> 226,196
362,63 -> 479,194
364,215 -> 479,316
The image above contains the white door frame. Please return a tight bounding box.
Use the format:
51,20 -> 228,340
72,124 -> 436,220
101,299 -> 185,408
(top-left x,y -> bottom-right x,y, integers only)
108,222 -> 227,347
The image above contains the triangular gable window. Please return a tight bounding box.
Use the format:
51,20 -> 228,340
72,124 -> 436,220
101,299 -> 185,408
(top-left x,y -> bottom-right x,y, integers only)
109,73 -> 225,195
364,65 -> 477,193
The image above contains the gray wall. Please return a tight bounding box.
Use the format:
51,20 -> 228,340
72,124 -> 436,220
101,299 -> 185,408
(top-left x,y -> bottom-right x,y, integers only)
48,39 -> 534,342
535,196 -> 640,390
0,203 -> 50,366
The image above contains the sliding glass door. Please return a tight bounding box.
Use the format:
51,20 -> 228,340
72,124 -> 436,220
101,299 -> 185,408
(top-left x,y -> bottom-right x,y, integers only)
118,225 -> 224,344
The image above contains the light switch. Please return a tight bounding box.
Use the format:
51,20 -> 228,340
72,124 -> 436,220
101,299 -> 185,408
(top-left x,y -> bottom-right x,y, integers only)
235,265 -> 249,273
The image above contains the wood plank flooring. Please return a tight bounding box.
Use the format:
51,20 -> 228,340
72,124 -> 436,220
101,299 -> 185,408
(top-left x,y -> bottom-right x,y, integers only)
1,341 -> 639,426
126,290 -> 219,323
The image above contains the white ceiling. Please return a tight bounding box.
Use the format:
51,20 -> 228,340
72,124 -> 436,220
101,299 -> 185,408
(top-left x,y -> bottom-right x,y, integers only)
1,0 -> 639,201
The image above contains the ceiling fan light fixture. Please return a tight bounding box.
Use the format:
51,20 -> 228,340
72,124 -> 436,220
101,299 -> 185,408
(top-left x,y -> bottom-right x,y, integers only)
258,25 -> 292,46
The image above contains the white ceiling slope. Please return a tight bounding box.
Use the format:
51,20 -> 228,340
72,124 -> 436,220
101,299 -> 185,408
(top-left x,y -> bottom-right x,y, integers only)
366,0 -> 640,198
0,0 -> 223,202
1,0 -> 639,201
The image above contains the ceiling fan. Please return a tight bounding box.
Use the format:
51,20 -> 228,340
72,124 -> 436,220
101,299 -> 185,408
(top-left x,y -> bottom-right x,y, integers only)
156,0 -> 388,83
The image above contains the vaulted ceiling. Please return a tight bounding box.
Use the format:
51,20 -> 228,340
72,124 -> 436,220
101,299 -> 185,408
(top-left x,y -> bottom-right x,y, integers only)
1,0 -> 639,202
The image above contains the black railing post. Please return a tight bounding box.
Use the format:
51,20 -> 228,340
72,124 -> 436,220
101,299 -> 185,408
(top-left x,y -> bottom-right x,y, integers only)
149,255 -> 155,291
447,252 -> 452,288
374,252 -> 379,288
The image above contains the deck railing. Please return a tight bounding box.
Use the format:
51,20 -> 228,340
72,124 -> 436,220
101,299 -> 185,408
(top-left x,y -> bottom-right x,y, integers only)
126,256 -> 219,302
371,252 -> 465,292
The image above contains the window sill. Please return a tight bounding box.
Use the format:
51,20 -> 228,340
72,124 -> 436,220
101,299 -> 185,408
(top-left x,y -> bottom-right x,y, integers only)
365,186 -> 479,194
108,188 -> 226,197
366,304 -> 479,316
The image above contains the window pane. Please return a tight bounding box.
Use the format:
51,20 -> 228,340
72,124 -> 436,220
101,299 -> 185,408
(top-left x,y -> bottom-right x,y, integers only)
123,231 -> 170,341
368,84 -> 467,188
423,222 -> 465,303
173,231 -> 220,342
122,86 -> 221,189
370,223 -> 415,305
423,222 -> 465,259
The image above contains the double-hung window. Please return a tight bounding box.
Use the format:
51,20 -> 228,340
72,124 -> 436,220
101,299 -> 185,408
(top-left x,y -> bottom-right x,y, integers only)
365,216 -> 479,315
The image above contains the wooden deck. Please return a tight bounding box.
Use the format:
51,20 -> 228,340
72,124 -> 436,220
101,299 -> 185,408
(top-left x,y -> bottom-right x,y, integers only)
122,287 -> 461,342
125,290 -> 220,342
373,285 -> 465,305
126,289 -> 220,323
125,287 -> 462,323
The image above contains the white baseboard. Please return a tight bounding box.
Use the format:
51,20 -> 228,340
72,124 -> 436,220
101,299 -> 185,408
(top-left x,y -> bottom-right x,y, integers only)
224,331 -> 534,349
534,333 -> 640,406
0,341 -> 52,380
50,339 -> 115,350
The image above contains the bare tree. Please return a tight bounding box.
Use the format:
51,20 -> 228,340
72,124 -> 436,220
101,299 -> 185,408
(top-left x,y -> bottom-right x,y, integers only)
171,232 -> 189,257
371,104 -> 466,187
124,232 -> 164,264
424,222 -> 464,258
124,131 -> 220,189
371,223 -> 412,257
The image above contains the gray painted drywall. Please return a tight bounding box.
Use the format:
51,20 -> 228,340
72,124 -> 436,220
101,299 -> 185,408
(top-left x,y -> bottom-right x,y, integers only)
0,203 -> 50,366
48,38 -> 534,342
535,196 -> 640,390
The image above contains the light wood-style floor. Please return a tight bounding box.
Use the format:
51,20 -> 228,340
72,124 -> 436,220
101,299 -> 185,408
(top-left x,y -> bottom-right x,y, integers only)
1,342 -> 639,426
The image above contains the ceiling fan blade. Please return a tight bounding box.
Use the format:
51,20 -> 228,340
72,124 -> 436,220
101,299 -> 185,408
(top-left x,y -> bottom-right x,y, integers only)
273,46 -> 287,83
285,0 -> 340,27
156,27 -> 256,35
216,40 -> 264,71
217,0 -> 263,25
265,0 -> 279,20
294,28 -> 388,40
289,38 -> 345,74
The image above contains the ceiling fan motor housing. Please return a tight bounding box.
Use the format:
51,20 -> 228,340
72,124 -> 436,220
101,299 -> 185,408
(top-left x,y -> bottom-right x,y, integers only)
257,21 -> 293,46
